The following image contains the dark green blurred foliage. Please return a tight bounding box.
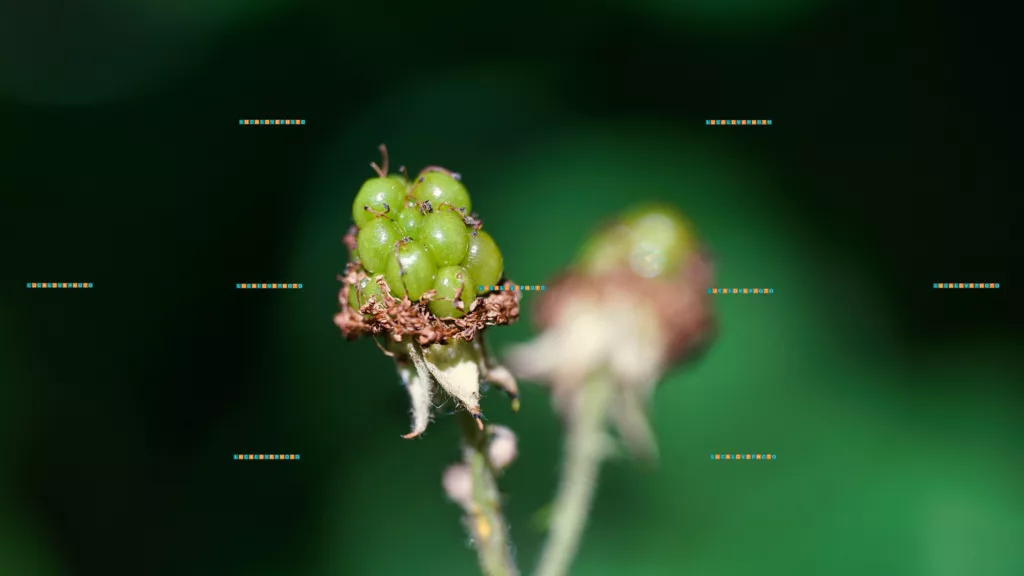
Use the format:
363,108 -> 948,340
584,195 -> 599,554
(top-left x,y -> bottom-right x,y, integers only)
1,0 -> 1019,574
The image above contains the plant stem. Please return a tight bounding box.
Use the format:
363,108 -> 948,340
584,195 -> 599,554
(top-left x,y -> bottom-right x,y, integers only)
457,409 -> 519,576
534,371 -> 614,576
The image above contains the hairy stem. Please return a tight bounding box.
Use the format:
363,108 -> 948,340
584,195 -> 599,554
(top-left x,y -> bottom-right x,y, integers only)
457,409 -> 519,576
534,371 -> 614,576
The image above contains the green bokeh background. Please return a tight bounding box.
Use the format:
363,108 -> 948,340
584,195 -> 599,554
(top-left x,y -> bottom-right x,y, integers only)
2,0 -> 1019,575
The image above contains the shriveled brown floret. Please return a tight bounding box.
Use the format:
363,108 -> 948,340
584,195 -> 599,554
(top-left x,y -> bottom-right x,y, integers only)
334,260 -> 520,347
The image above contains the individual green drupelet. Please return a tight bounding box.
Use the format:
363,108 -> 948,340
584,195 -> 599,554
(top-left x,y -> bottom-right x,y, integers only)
350,160 -> 503,319
347,275 -> 385,318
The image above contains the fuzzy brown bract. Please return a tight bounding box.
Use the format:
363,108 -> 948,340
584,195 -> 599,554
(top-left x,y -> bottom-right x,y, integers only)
334,260 -> 521,347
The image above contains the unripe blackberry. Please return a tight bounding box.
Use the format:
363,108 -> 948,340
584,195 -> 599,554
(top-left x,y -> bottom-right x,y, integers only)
335,146 -> 521,440
508,203 -> 715,457
336,146 -> 521,576
575,203 -> 699,279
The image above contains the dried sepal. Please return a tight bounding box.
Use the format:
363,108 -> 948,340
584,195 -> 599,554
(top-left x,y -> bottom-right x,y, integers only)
398,344 -> 436,439
423,340 -> 484,427
383,334 -> 521,438
471,338 -> 520,412
484,365 -> 520,413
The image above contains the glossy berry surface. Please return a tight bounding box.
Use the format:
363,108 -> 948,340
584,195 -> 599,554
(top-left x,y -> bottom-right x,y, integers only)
352,178 -> 404,228
387,173 -> 410,191
356,218 -> 402,273
412,172 -> 472,213
394,198 -> 424,237
462,230 -> 503,288
420,209 -> 470,267
383,240 -> 437,300
428,266 -> 477,318
349,275 -> 386,316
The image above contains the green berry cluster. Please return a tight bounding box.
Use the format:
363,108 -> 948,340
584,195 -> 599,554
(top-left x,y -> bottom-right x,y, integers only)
348,147 -> 504,319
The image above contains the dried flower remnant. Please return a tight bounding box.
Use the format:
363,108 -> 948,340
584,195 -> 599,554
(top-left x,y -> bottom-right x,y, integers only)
333,145 -> 520,576
507,204 -> 716,576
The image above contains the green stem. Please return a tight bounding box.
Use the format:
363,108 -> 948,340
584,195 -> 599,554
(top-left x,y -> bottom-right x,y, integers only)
456,410 -> 519,576
534,371 -> 615,576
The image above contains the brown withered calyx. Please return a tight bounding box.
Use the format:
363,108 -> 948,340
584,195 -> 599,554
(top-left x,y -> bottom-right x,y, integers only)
334,260 -> 521,347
